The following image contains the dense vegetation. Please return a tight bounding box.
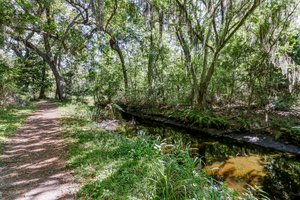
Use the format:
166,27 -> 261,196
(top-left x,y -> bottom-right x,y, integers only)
0,0 -> 299,109
60,102 -> 268,199
1,0 -> 299,144
1,0 -> 300,199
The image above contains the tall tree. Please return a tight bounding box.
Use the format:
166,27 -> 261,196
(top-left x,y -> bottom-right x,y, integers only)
91,0 -> 129,93
175,0 -> 261,107
2,0 -> 89,99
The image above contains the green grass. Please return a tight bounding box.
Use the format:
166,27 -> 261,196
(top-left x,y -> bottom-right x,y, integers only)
0,104 -> 36,151
60,103 -> 261,200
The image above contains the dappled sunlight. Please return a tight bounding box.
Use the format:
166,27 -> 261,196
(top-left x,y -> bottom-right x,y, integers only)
93,161 -> 119,183
12,178 -> 40,186
0,106 -> 35,144
97,120 -> 121,132
62,116 -> 163,199
1,0 -> 299,198
26,157 -> 60,170
0,102 -> 79,200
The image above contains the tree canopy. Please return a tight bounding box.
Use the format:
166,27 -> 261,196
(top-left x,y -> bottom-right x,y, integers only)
0,0 -> 300,109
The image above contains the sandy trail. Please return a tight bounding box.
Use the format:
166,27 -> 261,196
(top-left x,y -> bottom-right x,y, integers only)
0,102 -> 78,200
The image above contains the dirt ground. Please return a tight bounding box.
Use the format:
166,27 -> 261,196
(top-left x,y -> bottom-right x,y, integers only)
0,102 -> 79,200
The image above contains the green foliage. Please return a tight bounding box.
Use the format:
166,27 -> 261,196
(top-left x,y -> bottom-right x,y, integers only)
60,103 -> 259,199
290,32 -> 300,65
0,104 -> 36,150
1,0 -> 299,198
270,117 -> 292,131
273,94 -> 299,111
2,0 -> 300,108
0,56 -> 18,104
15,54 -> 51,98
270,117 -> 300,144
235,117 -> 252,130
93,67 -> 122,103
0,52 -> 51,102
166,109 -> 229,129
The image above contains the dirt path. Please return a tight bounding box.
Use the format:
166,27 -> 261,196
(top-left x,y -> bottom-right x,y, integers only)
0,102 -> 79,200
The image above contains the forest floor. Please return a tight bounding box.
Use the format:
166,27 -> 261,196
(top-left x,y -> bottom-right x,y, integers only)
0,101 -> 79,200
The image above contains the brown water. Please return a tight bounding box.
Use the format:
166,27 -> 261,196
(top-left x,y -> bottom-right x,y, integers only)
204,155 -> 267,191
135,125 -> 300,200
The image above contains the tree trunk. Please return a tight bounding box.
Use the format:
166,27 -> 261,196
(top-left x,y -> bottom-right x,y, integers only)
38,66 -> 47,99
50,63 -> 65,100
198,82 -> 208,108
147,32 -> 155,99
175,28 -> 199,105
198,51 -> 219,107
108,36 -> 128,93
114,45 -> 128,92
147,9 -> 155,100
38,85 -> 46,99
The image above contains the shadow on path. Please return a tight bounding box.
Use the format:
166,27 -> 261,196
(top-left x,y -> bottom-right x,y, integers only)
0,102 -> 79,200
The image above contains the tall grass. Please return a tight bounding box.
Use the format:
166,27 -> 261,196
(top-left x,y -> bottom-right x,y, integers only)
60,102 -> 261,200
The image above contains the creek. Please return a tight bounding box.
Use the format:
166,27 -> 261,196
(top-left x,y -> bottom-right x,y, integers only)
99,106 -> 300,199
133,123 -> 300,200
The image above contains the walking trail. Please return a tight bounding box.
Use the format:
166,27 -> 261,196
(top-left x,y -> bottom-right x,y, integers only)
0,102 -> 79,200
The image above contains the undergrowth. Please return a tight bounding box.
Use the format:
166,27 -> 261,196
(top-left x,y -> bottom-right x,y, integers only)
60,102 -> 264,200
0,104 -> 36,151
165,109 -> 229,129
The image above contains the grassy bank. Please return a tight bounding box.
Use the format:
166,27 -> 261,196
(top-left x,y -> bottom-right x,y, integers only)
0,104 -> 36,151
60,103 -> 263,200
123,105 -> 300,146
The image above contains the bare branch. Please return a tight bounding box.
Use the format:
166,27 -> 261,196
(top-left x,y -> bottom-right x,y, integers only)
105,0 -> 118,31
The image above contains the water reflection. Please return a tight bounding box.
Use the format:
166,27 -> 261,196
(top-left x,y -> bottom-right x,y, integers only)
136,125 -> 300,200
204,156 -> 267,191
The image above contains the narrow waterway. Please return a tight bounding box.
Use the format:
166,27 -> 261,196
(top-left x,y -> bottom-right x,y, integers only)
134,124 -> 300,200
